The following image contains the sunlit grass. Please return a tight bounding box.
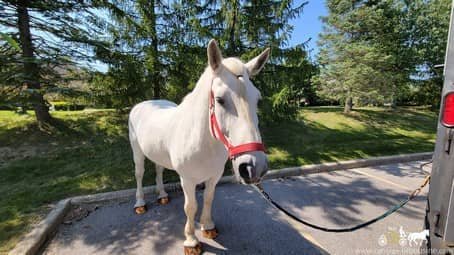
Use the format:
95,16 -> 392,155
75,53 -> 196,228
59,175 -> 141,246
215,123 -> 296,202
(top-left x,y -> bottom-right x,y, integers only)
0,106 -> 438,254
262,106 -> 437,168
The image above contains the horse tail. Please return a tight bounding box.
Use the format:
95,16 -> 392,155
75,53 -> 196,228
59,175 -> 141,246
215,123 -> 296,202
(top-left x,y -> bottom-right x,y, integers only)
128,104 -> 141,143
128,106 -> 144,158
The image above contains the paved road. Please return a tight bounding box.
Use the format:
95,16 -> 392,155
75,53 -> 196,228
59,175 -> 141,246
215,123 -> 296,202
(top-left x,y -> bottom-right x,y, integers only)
42,161 -> 430,255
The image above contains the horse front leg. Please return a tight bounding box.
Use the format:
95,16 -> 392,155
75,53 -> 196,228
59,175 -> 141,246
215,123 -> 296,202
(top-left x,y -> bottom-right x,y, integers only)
181,178 -> 202,255
200,175 -> 221,239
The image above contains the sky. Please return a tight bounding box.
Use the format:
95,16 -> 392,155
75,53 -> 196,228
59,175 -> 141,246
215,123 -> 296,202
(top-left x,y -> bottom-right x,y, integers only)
90,1 -> 327,72
289,0 -> 327,58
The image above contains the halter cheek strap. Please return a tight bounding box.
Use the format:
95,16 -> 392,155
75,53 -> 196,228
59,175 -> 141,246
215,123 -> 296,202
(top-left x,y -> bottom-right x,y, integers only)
209,84 -> 266,159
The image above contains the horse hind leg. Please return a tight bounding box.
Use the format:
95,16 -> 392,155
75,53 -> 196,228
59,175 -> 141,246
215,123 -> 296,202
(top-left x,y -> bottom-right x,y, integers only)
130,134 -> 147,214
155,164 -> 169,205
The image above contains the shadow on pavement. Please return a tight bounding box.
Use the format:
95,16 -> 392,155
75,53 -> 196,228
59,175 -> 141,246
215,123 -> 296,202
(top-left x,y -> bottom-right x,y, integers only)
44,164 -> 427,255
44,183 -> 324,255
262,169 -> 425,228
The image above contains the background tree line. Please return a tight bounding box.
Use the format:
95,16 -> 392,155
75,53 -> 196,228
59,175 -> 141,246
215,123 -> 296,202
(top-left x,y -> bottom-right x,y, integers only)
0,0 -> 451,127
90,0 -> 314,123
316,0 -> 452,113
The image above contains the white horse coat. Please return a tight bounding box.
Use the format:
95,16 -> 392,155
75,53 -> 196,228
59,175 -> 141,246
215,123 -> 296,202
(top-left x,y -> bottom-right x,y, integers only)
128,39 -> 270,252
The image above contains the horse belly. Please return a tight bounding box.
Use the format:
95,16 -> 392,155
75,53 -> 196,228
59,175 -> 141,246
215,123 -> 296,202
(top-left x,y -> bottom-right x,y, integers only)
130,100 -> 177,169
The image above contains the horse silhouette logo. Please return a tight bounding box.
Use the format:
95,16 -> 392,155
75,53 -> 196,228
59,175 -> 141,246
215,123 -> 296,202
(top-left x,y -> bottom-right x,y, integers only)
407,229 -> 429,247
378,226 -> 429,247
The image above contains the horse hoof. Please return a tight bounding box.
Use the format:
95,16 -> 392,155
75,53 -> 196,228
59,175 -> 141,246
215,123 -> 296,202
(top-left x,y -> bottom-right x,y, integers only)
134,205 -> 147,215
184,243 -> 202,255
157,197 -> 170,205
202,228 -> 218,239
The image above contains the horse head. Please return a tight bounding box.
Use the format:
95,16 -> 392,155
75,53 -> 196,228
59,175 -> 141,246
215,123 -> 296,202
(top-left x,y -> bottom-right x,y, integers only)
206,39 -> 270,184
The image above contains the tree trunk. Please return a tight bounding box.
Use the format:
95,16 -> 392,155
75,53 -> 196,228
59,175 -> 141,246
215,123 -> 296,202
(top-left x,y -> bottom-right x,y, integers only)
17,0 -> 52,125
153,78 -> 160,99
142,0 -> 161,99
150,1 -> 160,99
344,96 -> 353,113
228,0 -> 239,55
390,83 -> 397,109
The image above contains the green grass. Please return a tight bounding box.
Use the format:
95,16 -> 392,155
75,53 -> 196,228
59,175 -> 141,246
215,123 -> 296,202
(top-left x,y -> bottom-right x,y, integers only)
263,107 -> 437,168
0,106 -> 438,253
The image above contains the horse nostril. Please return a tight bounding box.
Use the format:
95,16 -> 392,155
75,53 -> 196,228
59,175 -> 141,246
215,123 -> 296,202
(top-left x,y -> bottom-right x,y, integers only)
239,163 -> 254,181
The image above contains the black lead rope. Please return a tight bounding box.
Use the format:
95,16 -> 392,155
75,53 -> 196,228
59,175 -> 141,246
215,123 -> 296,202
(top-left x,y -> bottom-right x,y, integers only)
252,161 -> 432,233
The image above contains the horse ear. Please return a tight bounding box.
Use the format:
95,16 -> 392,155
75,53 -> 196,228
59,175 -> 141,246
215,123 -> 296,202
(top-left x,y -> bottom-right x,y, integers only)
246,48 -> 270,76
207,39 -> 223,72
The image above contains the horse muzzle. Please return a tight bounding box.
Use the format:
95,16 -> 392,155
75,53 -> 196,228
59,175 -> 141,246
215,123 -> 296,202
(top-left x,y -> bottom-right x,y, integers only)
234,152 -> 268,184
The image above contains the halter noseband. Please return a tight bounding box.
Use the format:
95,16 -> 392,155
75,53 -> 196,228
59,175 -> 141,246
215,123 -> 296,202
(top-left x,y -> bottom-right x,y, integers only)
209,77 -> 266,159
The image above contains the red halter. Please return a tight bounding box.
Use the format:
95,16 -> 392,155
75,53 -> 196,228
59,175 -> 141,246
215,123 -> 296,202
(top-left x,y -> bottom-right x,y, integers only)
209,80 -> 266,159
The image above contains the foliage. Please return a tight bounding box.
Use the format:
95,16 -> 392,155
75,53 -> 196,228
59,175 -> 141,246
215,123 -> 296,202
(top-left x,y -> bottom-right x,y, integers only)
0,0 -> 109,125
206,1 -> 313,120
413,0 -> 452,75
51,102 -> 85,111
89,54 -> 148,108
90,0 -> 315,120
410,0 -> 452,107
315,0 -> 451,112
256,45 -> 318,122
0,32 -> 20,50
316,1 -> 399,112
409,78 -> 445,108
1,0 -> 450,122
206,0 -> 307,55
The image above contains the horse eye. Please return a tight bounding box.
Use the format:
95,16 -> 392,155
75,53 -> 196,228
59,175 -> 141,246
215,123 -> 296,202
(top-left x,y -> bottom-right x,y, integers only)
215,97 -> 225,105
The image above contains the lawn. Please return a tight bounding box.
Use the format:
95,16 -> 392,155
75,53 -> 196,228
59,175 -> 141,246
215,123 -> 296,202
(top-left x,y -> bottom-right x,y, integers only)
0,107 -> 438,253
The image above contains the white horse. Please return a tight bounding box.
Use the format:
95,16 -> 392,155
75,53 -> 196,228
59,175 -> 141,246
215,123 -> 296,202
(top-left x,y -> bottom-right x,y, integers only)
128,39 -> 270,254
407,229 -> 429,247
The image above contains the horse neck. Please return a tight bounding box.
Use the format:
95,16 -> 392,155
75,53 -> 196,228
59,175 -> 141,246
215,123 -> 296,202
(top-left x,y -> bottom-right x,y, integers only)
175,68 -> 223,150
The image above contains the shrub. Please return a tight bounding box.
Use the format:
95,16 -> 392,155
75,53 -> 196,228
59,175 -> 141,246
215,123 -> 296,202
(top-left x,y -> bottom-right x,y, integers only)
52,101 -> 85,111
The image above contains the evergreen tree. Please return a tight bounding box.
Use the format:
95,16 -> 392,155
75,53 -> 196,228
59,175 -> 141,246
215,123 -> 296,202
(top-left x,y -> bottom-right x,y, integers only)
0,0 -> 109,127
316,0 -> 452,112
205,0 -> 307,57
94,0 -> 206,106
206,0 -> 312,120
93,0 -> 314,121
412,0 -> 452,107
316,0 -> 396,113
414,0 -> 452,75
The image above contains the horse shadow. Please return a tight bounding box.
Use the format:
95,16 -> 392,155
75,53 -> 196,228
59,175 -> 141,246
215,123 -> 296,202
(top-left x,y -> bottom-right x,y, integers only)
43,182 -> 325,255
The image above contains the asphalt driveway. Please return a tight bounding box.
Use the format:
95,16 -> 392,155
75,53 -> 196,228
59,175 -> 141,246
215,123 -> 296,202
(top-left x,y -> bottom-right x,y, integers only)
42,161 -> 430,255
